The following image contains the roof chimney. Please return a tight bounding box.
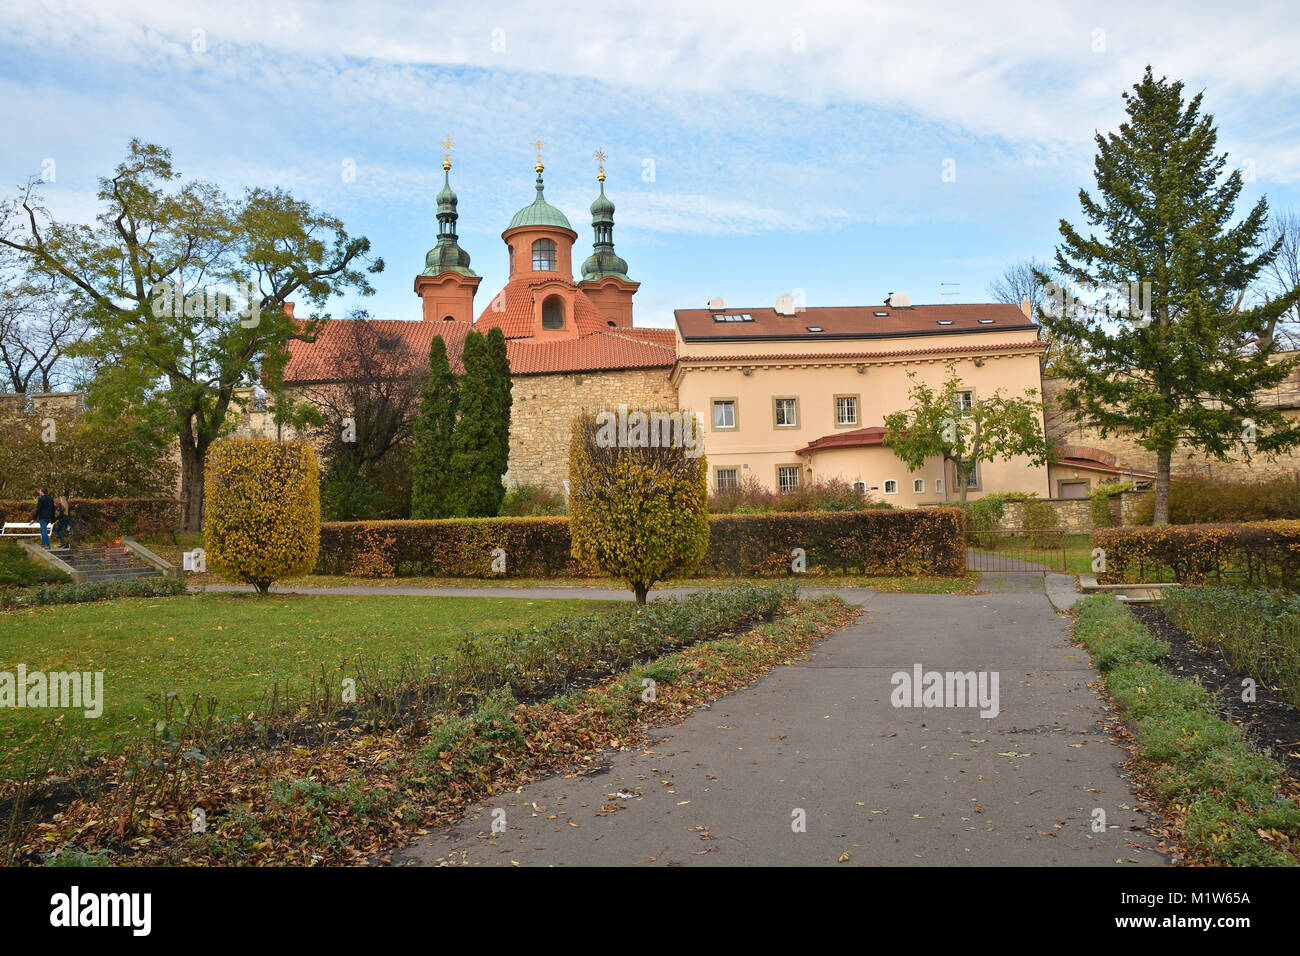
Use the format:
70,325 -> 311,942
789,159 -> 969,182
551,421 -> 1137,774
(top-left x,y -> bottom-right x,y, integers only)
885,292 -> 911,309
774,293 -> 796,316
707,297 -> 725,310
283,301 -> 296,319
1020,296 -> 1032,318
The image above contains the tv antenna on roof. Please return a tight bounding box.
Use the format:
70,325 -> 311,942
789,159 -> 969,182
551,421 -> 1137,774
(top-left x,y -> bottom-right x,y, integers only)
940,282 -> 960,303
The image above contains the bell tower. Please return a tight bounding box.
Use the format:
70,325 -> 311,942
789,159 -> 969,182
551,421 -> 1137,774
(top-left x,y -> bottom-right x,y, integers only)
414,137 -> 481,323
578,149 -> 639,328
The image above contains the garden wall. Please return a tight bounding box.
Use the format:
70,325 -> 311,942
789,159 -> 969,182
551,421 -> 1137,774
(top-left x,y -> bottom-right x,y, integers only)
994,489 -> 1152,533
316,508 -> 967,579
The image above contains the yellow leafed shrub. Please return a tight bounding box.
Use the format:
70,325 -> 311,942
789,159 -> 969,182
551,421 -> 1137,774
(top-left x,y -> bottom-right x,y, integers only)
204,438 -> 320,594
568,410 -> 709,602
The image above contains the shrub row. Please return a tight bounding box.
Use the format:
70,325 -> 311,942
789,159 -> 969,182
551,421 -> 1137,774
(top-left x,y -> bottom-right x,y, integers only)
0,498 -> 180,539
316,508 -> 968,578
435,580 -> 798,705
1093,520 -> 1300,589
1162,586 -> 1300,709
0,575 -> 187,610
1073,596 -> 1300,866
1134,473 -> 1300,525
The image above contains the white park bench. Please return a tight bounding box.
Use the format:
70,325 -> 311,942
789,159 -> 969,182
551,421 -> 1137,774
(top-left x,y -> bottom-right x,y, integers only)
1,522 -> 43,538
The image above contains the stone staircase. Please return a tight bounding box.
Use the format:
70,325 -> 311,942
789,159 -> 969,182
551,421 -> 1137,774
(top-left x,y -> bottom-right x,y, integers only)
47,544 -> 164,583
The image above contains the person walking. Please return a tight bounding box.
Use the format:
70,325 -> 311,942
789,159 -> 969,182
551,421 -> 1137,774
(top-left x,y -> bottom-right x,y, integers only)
32,488 -> 56,548
54,494 -> 72,549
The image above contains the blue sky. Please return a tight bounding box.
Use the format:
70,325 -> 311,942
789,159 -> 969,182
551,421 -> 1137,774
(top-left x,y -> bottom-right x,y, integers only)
3,0 -> 1299,329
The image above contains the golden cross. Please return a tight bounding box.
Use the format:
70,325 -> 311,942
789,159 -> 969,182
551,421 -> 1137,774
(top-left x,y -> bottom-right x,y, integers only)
532,138 -> 545,162
594,148 -> 607,183
441,136 -> 455,158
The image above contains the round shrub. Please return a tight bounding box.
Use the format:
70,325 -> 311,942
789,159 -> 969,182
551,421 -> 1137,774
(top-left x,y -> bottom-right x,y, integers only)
568,410 -> 709,603
204,438 -> 320,594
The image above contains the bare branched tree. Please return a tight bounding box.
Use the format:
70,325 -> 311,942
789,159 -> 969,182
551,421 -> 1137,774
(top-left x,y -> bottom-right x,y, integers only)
1257,207 -> 1300,350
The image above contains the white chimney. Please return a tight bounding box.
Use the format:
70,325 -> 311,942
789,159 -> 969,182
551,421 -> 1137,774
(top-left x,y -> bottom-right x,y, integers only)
885,292 -> 911,309
774,293 -> 796,316
707,297 -> 725,310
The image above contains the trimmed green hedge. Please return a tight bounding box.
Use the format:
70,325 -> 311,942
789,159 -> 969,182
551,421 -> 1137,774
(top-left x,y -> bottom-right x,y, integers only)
315,508 -> 967,578
0,576 -> 186,610
1093,520 -> 1300,589
1074,596 -> 1300,866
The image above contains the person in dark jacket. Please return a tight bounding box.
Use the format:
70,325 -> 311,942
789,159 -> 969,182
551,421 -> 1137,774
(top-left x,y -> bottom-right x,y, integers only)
54,494 -> 73,549
32,488 -> 55,547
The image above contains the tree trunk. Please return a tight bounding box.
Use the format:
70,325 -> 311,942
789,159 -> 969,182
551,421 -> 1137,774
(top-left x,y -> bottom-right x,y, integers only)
633,583 -> 649,605
179,440 -> 205,533
1153,448 -> 1172,526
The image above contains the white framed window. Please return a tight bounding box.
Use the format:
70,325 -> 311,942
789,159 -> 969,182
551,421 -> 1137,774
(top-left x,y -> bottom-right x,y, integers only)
953,390 -> 974,417
716,468 -> 738,491
835,395 -> 858,426
852,480 -> 866,495
964,463 -> 979,488
774,397 -> 798,427
935,478 -> 944,494
883,479 -> 898,494
712,400 -> 737,429
913,478 -> 925,494
778,465 -> 800,493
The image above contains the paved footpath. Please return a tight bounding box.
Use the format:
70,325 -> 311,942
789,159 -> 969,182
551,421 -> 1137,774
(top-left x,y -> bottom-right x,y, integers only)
391,574 -> 1169,867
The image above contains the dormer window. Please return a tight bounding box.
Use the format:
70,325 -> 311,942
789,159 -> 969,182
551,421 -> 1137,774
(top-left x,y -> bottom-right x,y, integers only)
532,238 -> 557,271
541,294 -> 565,330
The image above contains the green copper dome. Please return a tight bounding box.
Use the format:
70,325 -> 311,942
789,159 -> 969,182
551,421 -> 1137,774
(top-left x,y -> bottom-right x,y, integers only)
580,177 -> 630,281
508,173 -> 573,231
422,166 -> 476,278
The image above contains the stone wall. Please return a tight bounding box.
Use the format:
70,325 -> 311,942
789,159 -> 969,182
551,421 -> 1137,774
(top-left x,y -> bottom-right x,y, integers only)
506,367 -> 677,491
994,489 -> 1152,534
1043,359 -> 1300,481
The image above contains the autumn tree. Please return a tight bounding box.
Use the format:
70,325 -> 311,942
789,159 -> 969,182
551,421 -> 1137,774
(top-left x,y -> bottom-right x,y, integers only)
883,364 -> 1054,503
0,140 -> 383,530
1041,68 -> 1300,524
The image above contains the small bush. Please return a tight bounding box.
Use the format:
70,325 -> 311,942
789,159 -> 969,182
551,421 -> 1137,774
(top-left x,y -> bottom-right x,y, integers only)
569,410 -> 710,603
204,439 -> 321,594
1088,480 -> 1134,529
1,575 -> 186,610
709,473 -> 880,514
499,484 -> 567,517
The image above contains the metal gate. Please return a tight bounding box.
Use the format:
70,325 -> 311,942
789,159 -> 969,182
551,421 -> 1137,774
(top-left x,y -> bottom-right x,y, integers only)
965,529 -> 1067,573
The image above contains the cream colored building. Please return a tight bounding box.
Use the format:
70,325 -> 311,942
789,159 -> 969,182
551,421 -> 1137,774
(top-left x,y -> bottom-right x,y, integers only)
672,295 -> 1051,503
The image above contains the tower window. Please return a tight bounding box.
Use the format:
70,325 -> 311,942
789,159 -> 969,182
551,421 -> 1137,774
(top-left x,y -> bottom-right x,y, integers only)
532,239 -> 557,271
541,295 -> 565,330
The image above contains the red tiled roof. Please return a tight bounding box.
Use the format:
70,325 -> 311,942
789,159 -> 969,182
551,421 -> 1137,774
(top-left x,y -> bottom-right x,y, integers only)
675,339 -> 1046,367
676,302 -> 1036,341
797,426 -> 889,455
284,319 -> 473,383
283,317 -> 675,384
505,328 -> 675,375
475,277 -> 611,338
1058,456 -> 1157,479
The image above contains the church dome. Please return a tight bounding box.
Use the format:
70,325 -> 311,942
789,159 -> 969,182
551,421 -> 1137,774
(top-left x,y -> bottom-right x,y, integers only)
508,172 -> 573,231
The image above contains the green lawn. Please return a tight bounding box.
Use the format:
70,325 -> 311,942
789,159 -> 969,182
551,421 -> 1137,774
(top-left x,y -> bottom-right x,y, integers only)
0,591 -> 617,775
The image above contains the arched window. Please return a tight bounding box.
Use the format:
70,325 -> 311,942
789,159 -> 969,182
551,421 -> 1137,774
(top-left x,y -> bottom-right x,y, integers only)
442,315 -> 455,322
532,238 -> 557,271
541,295 -> 565,330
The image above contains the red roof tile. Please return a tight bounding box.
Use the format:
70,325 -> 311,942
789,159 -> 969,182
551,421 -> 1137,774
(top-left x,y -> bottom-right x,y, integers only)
675,339 -> 1046,366
283,317 -> 675,384
475,277 -> 611,338
796,426 -> 889,455
676,302 -> 1036,342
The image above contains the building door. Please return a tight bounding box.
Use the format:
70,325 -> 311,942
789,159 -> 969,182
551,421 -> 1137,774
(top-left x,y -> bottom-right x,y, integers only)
1058,480 -> 1088,499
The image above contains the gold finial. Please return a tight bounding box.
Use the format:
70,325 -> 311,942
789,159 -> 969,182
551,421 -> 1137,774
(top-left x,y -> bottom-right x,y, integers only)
532,137 -> 545,174
441,136 -> 454,171
594,148 -> 607,183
